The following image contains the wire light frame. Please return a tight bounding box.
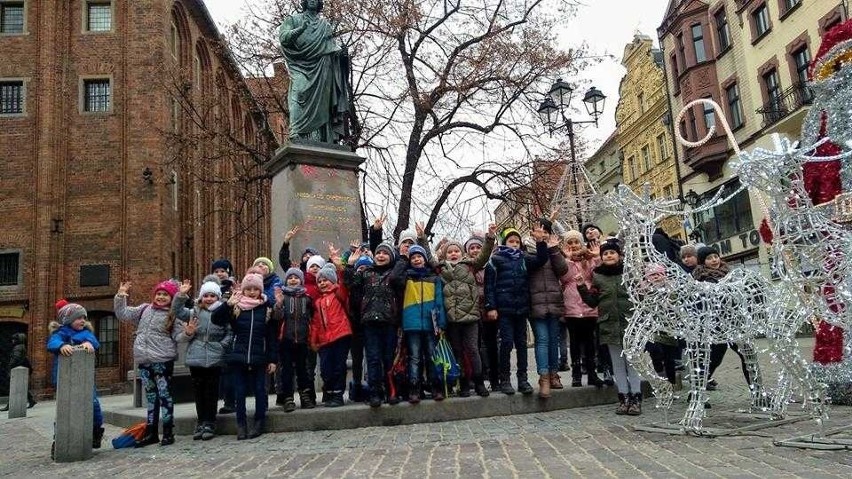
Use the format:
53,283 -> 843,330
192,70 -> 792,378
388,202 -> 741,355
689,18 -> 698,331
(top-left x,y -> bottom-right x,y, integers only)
549,157 -> 604,231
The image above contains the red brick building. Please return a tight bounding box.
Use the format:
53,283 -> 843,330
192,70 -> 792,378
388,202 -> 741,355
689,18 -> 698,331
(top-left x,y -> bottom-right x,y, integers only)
0,0 -> 276,397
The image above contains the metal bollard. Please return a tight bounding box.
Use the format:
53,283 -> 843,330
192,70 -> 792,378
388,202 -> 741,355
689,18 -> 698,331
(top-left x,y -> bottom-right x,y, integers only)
54,349 -> 95,462
7,366 -> 28,418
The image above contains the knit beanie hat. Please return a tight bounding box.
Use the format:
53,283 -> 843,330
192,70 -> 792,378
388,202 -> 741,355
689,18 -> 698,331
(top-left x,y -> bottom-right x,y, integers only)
211,258 -> 233,275
564,230 -> 584,243
58,303 -> 87,326
355,255 -> 374,269
696,246 -> 719,265
599,240 -> 622,258
375,242 -> 396,260
317,264 -> 338,284
284,267 -> 305,285
644,263 -> 666,279
398,230 -> 417,246
408,244 -> 428,261
441,240 -> 464,257
241,273 -> 264,291
306,255 -> 327,271
198,281 -> 222,300
581,223 -> 602,239
463,234 -> 485,254
253,257 -> 275,273
154,279 -> 179,299
538,217 -> 554,235
499,227 -> 522,245
55,298 -> 69,311
680,244 -> 698,259
302,247 -> 319,257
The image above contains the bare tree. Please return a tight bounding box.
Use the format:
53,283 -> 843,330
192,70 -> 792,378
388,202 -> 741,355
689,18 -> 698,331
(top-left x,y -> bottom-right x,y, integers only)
225,0 -> 588,240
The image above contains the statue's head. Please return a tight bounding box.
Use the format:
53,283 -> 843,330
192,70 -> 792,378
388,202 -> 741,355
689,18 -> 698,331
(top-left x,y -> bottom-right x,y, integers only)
301,0 -> 323,12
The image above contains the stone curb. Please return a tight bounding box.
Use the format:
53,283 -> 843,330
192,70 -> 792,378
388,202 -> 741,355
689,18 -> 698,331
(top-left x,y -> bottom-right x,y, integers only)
102,384 -> 647,435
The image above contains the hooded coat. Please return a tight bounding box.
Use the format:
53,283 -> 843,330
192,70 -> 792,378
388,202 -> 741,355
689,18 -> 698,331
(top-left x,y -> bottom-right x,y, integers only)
211,301 -> 279,366
577,262 -> 633,346
46,322 -> 100,385
484,241 -> 549,316
114,295 -> 187,365
528,245 -> 570,319
435,235 -> 496,323
171,294 -> 232,368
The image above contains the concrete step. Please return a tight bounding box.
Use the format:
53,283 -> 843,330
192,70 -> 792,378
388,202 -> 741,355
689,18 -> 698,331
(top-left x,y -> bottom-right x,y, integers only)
102,383 -> 639,435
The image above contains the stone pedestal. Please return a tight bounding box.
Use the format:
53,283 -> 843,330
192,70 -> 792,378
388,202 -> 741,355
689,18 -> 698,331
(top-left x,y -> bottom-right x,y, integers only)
54,351 -> 94,463
267,142 -> 366,274
7,366 -> 28,418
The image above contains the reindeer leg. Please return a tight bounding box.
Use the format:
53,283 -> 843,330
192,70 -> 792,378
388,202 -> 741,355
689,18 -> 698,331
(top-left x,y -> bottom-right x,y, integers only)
681,341 -> 710,433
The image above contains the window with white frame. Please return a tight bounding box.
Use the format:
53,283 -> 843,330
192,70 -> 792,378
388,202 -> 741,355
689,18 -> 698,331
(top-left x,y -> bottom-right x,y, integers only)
0,80 -> 24,114
0,251 -> 21,286
725,83 -> 744,129
656,133 -> 667,160
753,4 -> 770,37
85,1 -> 111,32
691,24 -> 706,63
0,1 -> 24,34
83,78 -> 111,112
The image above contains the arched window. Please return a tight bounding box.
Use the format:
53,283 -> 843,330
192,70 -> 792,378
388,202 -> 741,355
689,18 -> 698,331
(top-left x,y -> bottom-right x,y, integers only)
194,40 -> 212,95
169,2 -> 191,67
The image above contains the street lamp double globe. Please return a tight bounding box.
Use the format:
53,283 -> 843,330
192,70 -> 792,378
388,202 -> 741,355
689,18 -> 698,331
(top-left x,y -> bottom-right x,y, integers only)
537,79 -> 606,228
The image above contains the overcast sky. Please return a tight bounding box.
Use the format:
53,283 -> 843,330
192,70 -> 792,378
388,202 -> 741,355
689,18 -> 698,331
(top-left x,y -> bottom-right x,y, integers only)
202,0 -> 671,152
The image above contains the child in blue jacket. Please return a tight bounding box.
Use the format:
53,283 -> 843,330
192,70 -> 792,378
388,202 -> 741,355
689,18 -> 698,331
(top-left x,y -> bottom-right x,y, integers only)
401,245 -> 447,403
46,303 -> 103,450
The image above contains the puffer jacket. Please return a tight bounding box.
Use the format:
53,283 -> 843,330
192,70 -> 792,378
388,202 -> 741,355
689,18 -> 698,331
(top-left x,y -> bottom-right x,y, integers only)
277,290 -> 312,344
437,235 -> 496,323
484,242 -> 548,316
46,322 -> 100,385
577,262 -> 633,346
263,273 -> 284,307
561,257 -> 600,319
114,294 -> 186,364
401,267 -> 447,332
211,302 -> 279,366
310,285 -> 352,349
528,246 -> 570,318
172,293 -> 232,368
344,260 -> 407,325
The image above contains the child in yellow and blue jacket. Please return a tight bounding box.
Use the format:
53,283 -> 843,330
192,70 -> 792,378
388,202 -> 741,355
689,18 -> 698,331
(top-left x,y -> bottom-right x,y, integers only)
401,245 -> 447,403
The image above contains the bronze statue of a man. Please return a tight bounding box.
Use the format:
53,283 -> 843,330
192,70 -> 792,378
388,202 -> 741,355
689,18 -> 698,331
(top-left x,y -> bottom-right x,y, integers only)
279,0 -> 351,144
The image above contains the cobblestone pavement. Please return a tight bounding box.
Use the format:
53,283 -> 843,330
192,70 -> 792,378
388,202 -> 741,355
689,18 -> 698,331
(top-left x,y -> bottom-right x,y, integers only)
3,338 -> 852,478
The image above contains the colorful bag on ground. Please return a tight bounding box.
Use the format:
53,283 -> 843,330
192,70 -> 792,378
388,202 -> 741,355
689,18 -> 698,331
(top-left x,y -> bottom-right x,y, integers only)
388,330 -> 407,399
432,333 -> 460,396
111,421 -> 147,449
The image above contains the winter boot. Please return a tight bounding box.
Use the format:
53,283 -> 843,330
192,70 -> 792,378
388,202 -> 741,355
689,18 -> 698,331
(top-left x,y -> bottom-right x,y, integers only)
236,422 -> 248,440
458,378 -> 471,398
327,391 -> 345,407
473,378 -> 490,397
192,424 -> 205,440
615,394 -> 630,415
432,383 -> 445,401
299,389 -> 316,409
517,373 -> 534,395
201,422 -> 216,441
283,396 -> 296,413
93,426 -> 104,449
571,362 -> 583,387
275,394 -> 287,406
135,424 -> 160,448
538,373 -> 551,399
627,393 -> 642,416
499,374 -> 515,395
550,372 -> 564,389
408,382 -> 421,404
249,418 -> 265,439
369,390 -> 383,408
160,425 -> 175,446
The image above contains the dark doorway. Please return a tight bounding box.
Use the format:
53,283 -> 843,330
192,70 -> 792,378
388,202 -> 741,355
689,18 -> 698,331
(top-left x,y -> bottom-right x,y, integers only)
0,321 -> 28,396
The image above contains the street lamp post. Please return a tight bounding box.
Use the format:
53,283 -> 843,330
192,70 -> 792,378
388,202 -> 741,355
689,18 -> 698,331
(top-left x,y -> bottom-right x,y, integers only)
537,80 -> 606,228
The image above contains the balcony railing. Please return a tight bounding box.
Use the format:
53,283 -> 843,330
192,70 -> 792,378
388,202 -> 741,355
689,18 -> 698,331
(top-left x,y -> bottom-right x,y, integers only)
756,82 -> 814,128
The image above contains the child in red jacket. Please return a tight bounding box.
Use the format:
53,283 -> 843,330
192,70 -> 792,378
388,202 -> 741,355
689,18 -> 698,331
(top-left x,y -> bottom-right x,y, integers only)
310,264 -> 352,407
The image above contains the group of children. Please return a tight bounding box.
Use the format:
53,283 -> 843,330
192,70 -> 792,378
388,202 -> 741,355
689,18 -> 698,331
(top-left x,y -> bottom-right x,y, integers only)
46,215 -> 741,446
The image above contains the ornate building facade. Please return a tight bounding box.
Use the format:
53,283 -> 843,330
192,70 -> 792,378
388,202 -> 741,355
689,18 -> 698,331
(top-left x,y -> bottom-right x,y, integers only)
615,34 -> 683,239
659,0 -> 846,271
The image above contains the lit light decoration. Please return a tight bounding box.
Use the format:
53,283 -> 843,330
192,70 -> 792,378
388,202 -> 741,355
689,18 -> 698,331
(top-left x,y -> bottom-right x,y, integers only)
607,181 -> 812,433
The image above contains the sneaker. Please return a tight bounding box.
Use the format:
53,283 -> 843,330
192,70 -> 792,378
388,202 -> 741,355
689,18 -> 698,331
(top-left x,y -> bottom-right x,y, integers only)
474,381 -> 490,397
615,394 -> 629,415
558,361 -> 570,372
284,397 -> 296,413
499,381 -> 515,395
408,392 -> 421,404
627,394 -> 642,416
369,393 -> 382,408
517,380 -> 534,395
192,425 -> 204,441
706,379 -> 718,391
